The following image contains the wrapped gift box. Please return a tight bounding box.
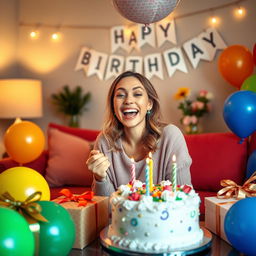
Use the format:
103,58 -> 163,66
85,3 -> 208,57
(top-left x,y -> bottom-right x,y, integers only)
53,195 -> 109,249
205,197 -> 237,244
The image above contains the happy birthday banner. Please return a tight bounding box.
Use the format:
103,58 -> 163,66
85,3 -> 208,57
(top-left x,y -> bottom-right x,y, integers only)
75,20 -> 227,80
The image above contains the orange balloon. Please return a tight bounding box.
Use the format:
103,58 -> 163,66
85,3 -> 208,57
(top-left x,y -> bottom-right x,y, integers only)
218,45 -> 254,89
4,121 -> 45,164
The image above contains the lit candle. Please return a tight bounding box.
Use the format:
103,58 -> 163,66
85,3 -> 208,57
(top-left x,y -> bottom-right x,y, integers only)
130,158 -> 135,187
145,158 -> 150,196
149,152 -> 153,192
172,154 -> 177,192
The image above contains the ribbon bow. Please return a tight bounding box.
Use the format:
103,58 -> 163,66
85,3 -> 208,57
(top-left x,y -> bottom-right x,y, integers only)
217,174 -> 256,200
0,191 -> 48,224
57,189 -> 94,206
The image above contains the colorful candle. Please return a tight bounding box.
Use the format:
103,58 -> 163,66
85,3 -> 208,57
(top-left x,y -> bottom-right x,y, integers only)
172,154 -> 177,192
145,158 -> 150,196
130,157 -> 135,187
149,152 -> 153,192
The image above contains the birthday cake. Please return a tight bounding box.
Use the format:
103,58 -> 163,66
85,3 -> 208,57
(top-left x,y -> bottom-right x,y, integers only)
107,180 -> 203,252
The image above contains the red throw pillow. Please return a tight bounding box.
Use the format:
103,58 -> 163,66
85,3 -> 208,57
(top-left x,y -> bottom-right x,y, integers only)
48,123 -> 100,142
186,132 -> 248,192
45,128 -> 93,187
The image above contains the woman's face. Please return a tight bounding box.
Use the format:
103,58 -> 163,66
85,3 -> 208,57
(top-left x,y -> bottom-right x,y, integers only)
113,76 -> 152,130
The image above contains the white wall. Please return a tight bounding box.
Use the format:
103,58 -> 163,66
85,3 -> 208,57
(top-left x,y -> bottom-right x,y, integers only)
0,0 -> 19,154
1,0 -> 256,155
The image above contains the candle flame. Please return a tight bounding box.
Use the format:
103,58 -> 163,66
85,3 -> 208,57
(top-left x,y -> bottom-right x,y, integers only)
146,158 -> 150,164
172,154 -> 176,162
131,157 -> 135,163
149,152 -> 152,158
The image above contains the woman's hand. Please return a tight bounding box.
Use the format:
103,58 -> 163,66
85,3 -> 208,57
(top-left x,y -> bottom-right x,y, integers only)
86,150 -> 110,182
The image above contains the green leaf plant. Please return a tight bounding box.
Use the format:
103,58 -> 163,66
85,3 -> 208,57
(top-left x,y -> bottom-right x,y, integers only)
51,85 -> 91,127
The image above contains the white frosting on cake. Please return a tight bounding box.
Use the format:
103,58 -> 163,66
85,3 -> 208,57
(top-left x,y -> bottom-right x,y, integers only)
108,180 -> 203,252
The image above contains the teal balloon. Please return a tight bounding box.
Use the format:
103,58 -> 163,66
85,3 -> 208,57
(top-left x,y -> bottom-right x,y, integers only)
37,201 -> 75,256
241,74 -> 256,93
0,207 -> 35,256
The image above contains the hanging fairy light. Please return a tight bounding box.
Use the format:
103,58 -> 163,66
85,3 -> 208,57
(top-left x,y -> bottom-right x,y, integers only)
234,5 -> 246,18
210,16 -> 219,24
211,16 -> 217,24
29,23 -> 40,40
51,32 -> 60,40
23,0 -> 247,41
30,30 -> 39,39
208,8 -> 220,27
51,26 -> 62,42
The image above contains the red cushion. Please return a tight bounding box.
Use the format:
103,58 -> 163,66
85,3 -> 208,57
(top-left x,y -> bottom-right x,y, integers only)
186,133 -> 248,192
0,151 -> 48,176
48,123 -> 100,142
197,190 -> 217,216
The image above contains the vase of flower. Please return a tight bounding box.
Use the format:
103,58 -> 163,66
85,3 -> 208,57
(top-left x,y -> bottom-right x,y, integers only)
174,88 -> 213,135
184,122 -> 199,134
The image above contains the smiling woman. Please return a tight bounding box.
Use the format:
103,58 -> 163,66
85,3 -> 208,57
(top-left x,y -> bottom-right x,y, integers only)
86,71 -> 192,196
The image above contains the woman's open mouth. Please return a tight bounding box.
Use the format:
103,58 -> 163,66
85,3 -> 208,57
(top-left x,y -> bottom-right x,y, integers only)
122,108 -> 139,119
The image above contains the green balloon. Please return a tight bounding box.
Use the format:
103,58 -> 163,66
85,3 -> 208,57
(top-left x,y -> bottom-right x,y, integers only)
37,201 -> 75,256
241,74 -> 256,92
0,207 -> 35,256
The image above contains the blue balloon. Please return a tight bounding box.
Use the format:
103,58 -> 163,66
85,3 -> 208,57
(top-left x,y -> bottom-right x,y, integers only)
223,90 -> 256,139
224,198 -> 256,255
246,150 -> 256,179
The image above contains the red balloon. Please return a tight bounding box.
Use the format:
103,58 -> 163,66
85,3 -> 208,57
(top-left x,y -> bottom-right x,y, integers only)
253,43 -> 256,66
218,45 -> 254,89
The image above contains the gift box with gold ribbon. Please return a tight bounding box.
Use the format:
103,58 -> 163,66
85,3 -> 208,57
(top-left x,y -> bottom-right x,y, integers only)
53,189 -> 109,249
205,174 -> 256,244
205,196 -> 236,244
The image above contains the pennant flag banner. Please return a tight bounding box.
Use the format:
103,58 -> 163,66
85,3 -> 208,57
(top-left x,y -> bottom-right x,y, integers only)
75,26 -> 227,81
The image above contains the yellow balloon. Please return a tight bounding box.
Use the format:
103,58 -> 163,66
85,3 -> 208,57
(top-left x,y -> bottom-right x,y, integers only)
4,121 -> 45,164
0,167 -> 50,201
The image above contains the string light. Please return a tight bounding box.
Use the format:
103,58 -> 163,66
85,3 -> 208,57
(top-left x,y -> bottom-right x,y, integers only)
29,23 -> 40,39
51,32 -> 61,41
209,8 -> 220,27
211,16 -> 217,24
209,15 -> 220,26
51,26 -> 62,42
234,5 -> 246,18
30,30 -> 39,39
20,0 -> 248,42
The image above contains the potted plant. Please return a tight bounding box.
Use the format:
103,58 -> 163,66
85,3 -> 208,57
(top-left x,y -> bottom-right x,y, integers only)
51,85 -> 91,127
